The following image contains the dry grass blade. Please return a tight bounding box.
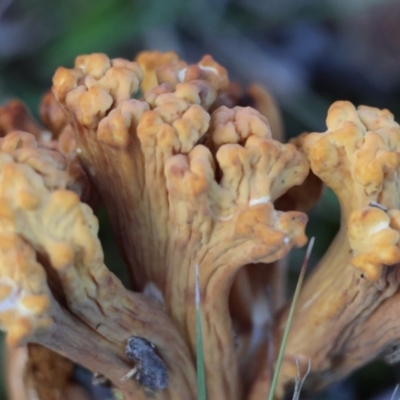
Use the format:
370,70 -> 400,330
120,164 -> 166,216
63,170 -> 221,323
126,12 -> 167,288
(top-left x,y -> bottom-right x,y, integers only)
292,356 -> 311,400
267,237 -> 315,400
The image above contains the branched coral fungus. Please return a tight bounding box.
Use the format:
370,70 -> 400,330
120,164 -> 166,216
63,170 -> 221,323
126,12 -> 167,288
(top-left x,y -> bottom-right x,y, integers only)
0,130 -> 196,399
2,51 -> 400,400
250,101 -> 400,399
50,52 -> 308,400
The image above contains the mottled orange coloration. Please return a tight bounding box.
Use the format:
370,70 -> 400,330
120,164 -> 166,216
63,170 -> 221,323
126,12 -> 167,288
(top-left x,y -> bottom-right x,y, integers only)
50,52 -> 308,400
4,51 -> 400,400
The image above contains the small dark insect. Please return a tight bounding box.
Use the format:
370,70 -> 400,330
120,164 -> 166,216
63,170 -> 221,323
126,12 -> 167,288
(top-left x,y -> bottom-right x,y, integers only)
121,336 -> 169,392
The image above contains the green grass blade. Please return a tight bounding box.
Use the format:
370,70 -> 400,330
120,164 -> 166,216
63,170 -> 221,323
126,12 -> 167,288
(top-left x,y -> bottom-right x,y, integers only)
267,237 -> 315,400
390,384 -> 399,400
195,263 -> 207,400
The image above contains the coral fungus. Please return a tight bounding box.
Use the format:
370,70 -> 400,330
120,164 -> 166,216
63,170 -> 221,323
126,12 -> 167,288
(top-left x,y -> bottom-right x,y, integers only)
1,51 -> 399,400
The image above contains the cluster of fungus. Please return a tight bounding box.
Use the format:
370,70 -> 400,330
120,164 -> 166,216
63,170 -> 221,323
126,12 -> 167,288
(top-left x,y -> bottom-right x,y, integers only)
0,51 -> 399,400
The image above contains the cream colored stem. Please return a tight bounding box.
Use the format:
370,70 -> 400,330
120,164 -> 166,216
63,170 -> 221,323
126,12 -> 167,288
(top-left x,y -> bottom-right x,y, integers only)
201,267 -> 242,400
166,256 -> 244,400
333,271 -> 400,379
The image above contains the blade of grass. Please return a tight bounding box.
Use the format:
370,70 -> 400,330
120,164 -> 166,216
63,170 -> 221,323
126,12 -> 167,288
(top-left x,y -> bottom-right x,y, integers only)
195,263 -> 207,400
267,237 -> 315,400
390,383 -> 399,400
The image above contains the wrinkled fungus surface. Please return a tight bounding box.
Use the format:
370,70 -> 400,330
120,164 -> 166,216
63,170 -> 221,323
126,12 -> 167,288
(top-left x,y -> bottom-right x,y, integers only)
1,52 -> 399,400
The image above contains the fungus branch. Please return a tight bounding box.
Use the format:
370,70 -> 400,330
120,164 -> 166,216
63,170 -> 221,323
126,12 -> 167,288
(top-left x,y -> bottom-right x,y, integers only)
52,53 -> 309,400
0,130 -> 196,399
250,102 -> 400,399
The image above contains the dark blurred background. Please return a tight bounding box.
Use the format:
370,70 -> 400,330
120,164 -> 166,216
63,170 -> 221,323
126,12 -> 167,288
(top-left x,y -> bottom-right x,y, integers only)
1,0 -> 400,399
